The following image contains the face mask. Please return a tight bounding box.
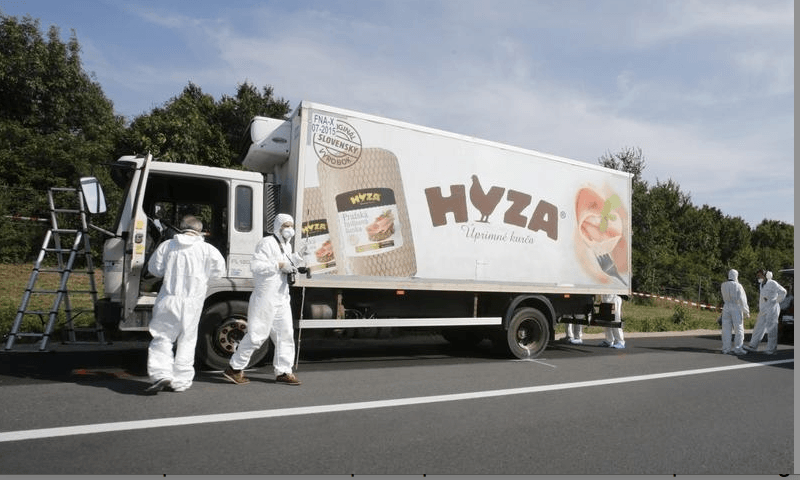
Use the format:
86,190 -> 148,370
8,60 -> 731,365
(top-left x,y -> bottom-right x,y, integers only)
281,228 -> 295,240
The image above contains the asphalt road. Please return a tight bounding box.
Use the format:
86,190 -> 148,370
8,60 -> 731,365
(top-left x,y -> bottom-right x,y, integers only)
0,330 -> 794,475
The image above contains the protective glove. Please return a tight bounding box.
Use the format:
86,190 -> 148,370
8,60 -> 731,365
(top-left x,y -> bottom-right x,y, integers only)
297,243 -> 310,257
290,252 -> 305,265
279,262 -> 297,274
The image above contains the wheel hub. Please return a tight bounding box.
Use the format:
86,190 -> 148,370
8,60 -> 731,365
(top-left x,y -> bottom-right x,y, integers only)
517,327 -> 529,342
516,320 -> 539,348
216,318 -> 248,354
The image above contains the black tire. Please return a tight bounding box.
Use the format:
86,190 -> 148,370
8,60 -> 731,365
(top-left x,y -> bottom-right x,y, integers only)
501,307 -> 550,359
197,299 -> 272,370
778,317 -> 793,345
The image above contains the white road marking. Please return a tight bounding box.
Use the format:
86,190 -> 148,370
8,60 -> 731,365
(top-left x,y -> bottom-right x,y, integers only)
512,358 -> 558,367
0,359 -> 791,443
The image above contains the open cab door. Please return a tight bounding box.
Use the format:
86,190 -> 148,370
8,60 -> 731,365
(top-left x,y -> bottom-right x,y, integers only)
120,153 -> 154,329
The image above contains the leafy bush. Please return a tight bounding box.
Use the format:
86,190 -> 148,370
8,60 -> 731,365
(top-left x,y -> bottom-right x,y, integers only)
671,304 -> 688,324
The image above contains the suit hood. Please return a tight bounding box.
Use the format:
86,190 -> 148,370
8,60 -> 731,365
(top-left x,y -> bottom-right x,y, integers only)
273,213 -> 293,235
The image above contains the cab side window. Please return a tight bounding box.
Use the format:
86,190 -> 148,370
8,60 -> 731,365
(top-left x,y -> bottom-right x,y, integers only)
235,185 -> 253,232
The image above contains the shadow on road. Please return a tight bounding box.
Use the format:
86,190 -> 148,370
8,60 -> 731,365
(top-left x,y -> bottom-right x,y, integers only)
1,333 -> 793,391
0,341 -> 150,393
634,333 -> 794,369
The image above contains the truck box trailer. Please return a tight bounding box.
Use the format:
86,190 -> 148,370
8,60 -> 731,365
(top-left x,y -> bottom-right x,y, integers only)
91,101 -> 631,369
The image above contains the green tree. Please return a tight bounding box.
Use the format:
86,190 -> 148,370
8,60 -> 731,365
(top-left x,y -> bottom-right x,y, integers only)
216,82 -> 291,159
119,81 -> 290,167
119,83 -> 227,165
0,13 -> 123,261
632,178 -> 692,294
598,146 -> 646,184
752,220 -> 794,272
719,215 -> 752,268
678,205 -> 724,305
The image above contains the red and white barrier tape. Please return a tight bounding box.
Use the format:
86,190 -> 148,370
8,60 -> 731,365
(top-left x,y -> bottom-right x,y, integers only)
632,292 -> 719,311
3,215 -> 49,223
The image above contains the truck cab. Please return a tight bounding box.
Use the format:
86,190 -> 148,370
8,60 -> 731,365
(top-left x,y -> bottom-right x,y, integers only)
98,155 -> 273,367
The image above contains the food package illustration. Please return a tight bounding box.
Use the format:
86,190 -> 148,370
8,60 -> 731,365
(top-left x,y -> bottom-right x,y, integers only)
574,185 -> 629,285
299,186 -> 337,274
316,147 -> 417,277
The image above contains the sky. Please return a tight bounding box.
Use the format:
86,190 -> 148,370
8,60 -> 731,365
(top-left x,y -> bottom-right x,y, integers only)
1,0 -> 794,228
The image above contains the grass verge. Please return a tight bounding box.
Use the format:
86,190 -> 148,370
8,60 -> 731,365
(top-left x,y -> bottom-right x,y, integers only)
0,263 -> 103,338
555,300 -> 754,336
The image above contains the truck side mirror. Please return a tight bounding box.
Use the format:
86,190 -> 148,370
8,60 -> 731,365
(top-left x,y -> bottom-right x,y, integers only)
80,177 -> 107,214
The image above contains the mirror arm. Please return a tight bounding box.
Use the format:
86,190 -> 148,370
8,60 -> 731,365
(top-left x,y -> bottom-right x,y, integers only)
89,223 -> 116,237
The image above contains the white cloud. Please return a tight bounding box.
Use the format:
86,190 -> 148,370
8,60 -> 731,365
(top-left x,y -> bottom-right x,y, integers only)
733,49 -> 795,96
121,4 -> 202,30
631,0 -> 793,45
6,0 -> 789,227
95,1 -> 794,226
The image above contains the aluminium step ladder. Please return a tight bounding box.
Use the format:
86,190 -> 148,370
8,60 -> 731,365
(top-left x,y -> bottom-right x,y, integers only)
4,186 -> 107,351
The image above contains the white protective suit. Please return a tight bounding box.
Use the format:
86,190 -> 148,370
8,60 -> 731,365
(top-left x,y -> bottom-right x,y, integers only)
601,294 -> 625,348
747,271 -> 787,354
147,231 -> 226,390
229,214 -> 304,375
565,323 -> 583,344
720,269 -> 750,354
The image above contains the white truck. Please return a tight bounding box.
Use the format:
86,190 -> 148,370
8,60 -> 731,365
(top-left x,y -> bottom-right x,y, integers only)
92,101 -> 631,369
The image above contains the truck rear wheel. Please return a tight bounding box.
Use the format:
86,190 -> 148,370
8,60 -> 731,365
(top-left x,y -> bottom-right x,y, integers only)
197,299 -> 272,370
501,307 -> 550,359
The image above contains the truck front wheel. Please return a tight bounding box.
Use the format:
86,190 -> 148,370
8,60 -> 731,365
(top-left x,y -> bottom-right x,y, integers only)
501,307 -> 550,359
197,300 -> 272,370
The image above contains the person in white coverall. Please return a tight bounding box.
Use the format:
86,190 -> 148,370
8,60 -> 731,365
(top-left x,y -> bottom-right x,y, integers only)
564,323 -> 584,344
223,213 -> 305,386
599,294 -> 625,348
719,269 -> 750,355
744,270 -> 786,355
146,215 -> 226,393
